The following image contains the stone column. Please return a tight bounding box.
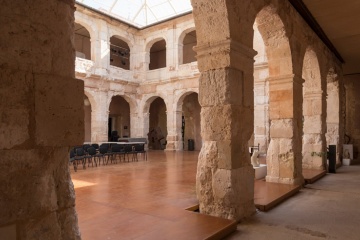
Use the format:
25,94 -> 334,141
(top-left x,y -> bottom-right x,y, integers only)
166,27 -> 176,71
166,110 -> 183,151
0,0 -> 82,239
194,39 -> 256,221
92,20 -> 110,77
303,91 -> 326,170
91,91 -> 109,142
130,111 -> 140,137
131,40 -> 147,81
266,74 -> 304,185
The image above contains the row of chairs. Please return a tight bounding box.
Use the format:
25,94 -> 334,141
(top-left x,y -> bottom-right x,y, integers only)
69,143 -> 147,172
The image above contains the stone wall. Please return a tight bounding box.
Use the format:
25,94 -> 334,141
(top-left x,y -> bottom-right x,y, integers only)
0,0 -> 82,239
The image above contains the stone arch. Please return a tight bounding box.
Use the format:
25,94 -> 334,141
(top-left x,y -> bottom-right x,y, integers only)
302,48 -> 326,170
143,95 -> 168,150
74,21 -> 92,60
254,4 -> 304,186
252,22 -> 270,153
326,67 -> 341,165
74,18 -> 95,42
74,15 -> 98,61
146,37 -> 167,70
108,94 -> 136,139
109,35 -> 132,70
145,36 -> 167,53
175,90 -> 201,151
175,89 -> 199,112
255,5 -> 293,76
178,27 -> 197,65
142,93 -> 168,114
83,91 -> 93,142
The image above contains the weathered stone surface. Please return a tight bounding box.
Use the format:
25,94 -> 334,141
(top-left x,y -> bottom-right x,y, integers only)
197,142 -> 255,221
270,119 -> 294,138
199,68 -> 244,107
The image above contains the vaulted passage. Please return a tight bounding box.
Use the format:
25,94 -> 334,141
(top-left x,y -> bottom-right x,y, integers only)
2,0 -> 357,239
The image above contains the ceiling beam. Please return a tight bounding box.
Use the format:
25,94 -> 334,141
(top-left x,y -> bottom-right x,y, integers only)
289,0 -> 344,63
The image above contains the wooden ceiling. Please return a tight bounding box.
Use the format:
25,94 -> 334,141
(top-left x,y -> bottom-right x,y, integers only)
291,0 -> 360,75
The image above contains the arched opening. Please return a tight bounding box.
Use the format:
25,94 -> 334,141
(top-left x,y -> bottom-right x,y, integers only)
110,36 -> 130,70
255,5 -> 301,184
182,30 -> 197,64
252,22 -> 270,156
84,95 -> 91,142
149,39 -> 166,70
302,49 -> 325,170
108,96 -> 131,141
74,22 -> 91,60
148,97 -> 167,150
326,68 -> 341,164
182,93 -> 201,151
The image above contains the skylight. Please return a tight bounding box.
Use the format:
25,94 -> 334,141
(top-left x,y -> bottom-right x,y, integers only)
76,0 -> 193,28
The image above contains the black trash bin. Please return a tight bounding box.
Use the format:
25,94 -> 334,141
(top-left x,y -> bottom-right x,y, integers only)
188,139 -> 194,151
328,145 -> 336,173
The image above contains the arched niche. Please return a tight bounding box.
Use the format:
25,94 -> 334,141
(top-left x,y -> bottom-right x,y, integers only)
74,22 -> 91,60
148,97 -> 167,150
149,39 -> 166,70
109,36 -> 131,70
84,95 -> 92,142
302,48 -> 326,170
181,30 -> 197,64
108,96 -> 131,140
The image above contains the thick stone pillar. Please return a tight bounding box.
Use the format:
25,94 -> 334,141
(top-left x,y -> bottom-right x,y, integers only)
166,110 -> 183,151
91,91 -> 109,142
266,74 -> 304,185
302,91 -> 326,170
194,40 -> 256,221
0,0 -> 82,239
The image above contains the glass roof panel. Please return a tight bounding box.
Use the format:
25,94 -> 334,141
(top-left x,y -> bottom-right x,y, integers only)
76,0 -> 192,28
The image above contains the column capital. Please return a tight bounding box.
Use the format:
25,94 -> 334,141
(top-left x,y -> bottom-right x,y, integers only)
267,74 -> 304,86
304,90 -> 324,99
194,39 -> 257,71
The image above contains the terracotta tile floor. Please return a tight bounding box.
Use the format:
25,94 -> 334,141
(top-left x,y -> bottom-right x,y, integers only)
71,151 -> 236,240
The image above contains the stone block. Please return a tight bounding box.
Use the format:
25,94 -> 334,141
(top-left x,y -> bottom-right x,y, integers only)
199,68 -> 244,107
270,119 -> 294,138
34,74 -> 84,146
303,115 -> 322,134
0,69 -> 33,149
0,149 -> 61,225
269,91 -> 294,119
201,105 -> 252,142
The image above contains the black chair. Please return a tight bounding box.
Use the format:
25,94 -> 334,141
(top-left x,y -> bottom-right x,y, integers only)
91,143 -> 99,152
74,148 -> 86,170
134,144 -> 147,161
124,144 -> 137,162
85,146 -> 97,167
98,144 -> 110,165
110,144 -> 124,163
83,144 -> 91,152
69,149 -> 77,172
